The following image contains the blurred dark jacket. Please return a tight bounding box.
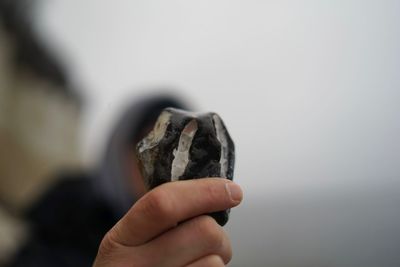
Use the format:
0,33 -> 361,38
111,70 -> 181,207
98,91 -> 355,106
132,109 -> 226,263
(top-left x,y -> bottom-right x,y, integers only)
7,95 -> 188,267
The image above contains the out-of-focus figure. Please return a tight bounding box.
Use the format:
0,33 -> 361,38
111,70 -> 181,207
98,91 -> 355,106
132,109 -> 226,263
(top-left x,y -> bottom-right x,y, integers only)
0,0 -> 81,264
0,0 -> 81,213
6,95 -> 187,267
0,1 -> 190,266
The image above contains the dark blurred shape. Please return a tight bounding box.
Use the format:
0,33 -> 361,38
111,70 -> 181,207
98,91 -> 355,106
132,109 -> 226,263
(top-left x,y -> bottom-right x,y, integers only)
0,2 -> 193,266
6,95 -> 189,267
0,0 -> 81,213
0,0 -> 68,89
0,0 -> 81,264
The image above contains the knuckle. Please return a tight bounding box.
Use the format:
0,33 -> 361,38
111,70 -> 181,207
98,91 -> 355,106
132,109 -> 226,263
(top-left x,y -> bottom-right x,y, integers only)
140,188 -> 174,220
192,216 -> 233,264
98,231 -> 124,259
98,232 -> 151,267
194,216 -> 224,250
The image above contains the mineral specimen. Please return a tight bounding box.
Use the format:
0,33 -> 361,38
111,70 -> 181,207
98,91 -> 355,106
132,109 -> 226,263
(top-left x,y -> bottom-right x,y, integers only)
136,108 -> 235,226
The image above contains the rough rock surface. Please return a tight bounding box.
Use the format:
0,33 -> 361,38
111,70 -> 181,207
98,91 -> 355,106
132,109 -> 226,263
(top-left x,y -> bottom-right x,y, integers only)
136,108 -> 235,225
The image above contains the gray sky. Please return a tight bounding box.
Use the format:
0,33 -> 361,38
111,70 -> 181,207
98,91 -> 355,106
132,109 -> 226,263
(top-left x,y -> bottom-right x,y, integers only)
36,1 -> 400,265
36,0 -> 400,196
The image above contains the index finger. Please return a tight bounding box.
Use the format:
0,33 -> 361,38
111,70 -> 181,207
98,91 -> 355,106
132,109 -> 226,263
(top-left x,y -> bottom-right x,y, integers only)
108,178 -> 242,247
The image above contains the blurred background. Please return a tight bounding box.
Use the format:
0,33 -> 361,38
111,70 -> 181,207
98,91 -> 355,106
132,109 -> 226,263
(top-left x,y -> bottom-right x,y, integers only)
1,0 -> 400,266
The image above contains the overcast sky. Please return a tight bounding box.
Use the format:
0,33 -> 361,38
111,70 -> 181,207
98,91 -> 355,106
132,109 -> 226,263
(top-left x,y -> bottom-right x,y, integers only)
36,0 -> 400,197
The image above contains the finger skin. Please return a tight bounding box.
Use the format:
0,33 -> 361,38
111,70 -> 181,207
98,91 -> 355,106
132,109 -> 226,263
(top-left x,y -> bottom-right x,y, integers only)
137,215 -> 232,267
93,178 -> 243,267
110,178 -> 242,247
185,255 -> 225,267
94,216 -> 232,267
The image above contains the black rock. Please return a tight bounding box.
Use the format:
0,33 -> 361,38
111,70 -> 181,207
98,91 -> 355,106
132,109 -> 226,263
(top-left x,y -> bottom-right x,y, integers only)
136,108 -> 235,226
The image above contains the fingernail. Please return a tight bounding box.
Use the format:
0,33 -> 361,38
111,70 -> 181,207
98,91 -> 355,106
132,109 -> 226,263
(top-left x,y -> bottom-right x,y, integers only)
225,182 -> 243,203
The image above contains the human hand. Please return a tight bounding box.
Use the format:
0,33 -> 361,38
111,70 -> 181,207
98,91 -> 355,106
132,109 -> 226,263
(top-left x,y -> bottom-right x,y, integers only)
93,178 -> 243,267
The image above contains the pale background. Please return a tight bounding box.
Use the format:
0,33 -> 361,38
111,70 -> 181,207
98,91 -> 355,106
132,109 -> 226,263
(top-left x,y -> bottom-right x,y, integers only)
35,1 -> 400,266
